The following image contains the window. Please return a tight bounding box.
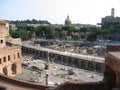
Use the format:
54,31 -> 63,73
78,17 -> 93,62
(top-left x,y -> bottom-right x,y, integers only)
0,58 -> 1,64
0,40 -> 3,43
17,53 -> 20,58
3,57 -> 6,62
8,55 -> 10,61
13,54 -> 15,59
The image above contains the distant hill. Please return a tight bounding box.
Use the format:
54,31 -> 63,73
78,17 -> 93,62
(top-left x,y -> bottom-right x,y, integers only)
8,19 -> 50,27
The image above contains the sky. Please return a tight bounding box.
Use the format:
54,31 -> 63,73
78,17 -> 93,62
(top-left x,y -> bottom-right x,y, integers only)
0,0 -> 120,25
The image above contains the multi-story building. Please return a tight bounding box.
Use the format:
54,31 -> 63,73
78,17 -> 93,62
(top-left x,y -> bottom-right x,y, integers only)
101,8 -> 120,29
0,20 -> 22,76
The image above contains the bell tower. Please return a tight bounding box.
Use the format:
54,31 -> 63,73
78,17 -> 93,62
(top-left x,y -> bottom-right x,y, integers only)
111,8 -> 115,17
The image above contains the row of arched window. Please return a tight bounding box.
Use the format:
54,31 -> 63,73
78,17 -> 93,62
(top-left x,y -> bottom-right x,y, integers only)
0,53 -> 20,64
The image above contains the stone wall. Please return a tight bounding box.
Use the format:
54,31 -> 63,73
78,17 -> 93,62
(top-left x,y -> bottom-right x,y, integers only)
104,44 -> 120,90
104,53 -> 120,90
49,81 -> 105,90
0,73 -> 53,90
6,37 -> 22,45
0,46 -> 22,76
0,20 -> 22,76
0,27 -> 9,37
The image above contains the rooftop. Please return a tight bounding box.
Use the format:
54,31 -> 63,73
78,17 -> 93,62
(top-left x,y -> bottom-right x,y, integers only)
109,52 -> 120,59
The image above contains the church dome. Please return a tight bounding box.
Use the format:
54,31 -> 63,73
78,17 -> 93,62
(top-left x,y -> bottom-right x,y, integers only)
65,15 -> 72,25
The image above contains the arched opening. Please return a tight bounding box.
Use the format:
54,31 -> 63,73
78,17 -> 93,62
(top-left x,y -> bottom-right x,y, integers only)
3,66 -> 7,75
57,55 -> 61,63
32,49 -> 34,54
11,63 -> 17,74
39,51 -> 42,57
8,55 -> 10,61
63,57 -> 68,65
44,52 -> 47,58
104,65 -> 116,90
68,58 -> 72,65
95,64 -> 101,72
75,59 -> 79,66
0,39 -> 3,43
36,50 -> 39,55
65,57 -> 68,64
29,49 -> 32,53
32,49 -> 36,54
0,58 -> 1,64
26,48 -> 28,53
63,56 -> 66,64
81,61 -> 85,68
88,62 -> 94,70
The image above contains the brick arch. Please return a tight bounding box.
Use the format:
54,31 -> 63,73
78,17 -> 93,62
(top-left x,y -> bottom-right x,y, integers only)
11,62 -> 17,74
3,66 -> 8,75
104,65 -> 116,90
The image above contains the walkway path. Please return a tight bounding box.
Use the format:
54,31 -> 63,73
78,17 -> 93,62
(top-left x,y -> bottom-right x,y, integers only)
22,44 -> 105,63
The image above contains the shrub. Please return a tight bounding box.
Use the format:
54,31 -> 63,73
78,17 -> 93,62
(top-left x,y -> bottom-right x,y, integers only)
68,69 -> 74,75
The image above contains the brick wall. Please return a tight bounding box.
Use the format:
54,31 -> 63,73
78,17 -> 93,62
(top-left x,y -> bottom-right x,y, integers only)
0,73 -> 53,90
49,81 -> 105,90
107,45 -> 120,51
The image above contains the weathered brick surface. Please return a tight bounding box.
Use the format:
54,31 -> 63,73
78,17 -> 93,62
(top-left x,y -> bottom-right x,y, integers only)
0,20 -> 22,76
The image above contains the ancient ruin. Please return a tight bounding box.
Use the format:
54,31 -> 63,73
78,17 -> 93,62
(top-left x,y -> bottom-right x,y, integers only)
0,20 -> 22,76
0,21 -> 120,90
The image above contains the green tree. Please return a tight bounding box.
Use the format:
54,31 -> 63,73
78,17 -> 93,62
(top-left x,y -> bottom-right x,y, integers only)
62,26 -> 77,36
10,30 -> 30,41
87,33 -> 97,41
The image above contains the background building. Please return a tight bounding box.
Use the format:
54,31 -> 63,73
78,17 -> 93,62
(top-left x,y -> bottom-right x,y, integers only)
101,8 -> 120,29
65,15 -> 72,25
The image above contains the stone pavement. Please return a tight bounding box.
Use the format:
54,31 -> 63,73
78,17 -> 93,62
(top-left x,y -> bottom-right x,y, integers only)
15,54 -> 103,86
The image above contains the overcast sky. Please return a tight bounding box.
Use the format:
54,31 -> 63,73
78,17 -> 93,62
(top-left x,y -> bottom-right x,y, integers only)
0,0 -> 120,25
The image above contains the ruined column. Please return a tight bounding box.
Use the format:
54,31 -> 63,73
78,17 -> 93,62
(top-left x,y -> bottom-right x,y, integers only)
47,52 -> 50,63
61,56 -> 63,64
45,73 -> 48,85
